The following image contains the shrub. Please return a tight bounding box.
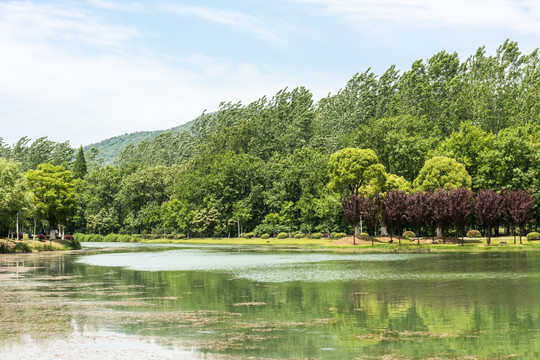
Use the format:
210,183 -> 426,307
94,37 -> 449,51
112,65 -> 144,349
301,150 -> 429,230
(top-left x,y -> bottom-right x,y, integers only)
332,232 -> 347,239
167,234 -> 175,239
16,232 -> 24,240
311,232 -> 323,239
276,232 -> 288,239
467,229 -> 482,238
67,238 -> 81,250
260,233 -> 270,239
403,231 -> 416,239
176,233 -> 186,239
0,242 -> 12,253
104,233 -> 118,242
527,232 -> 540,241
294,233 -> 304,239
359,232 -> 369,237
243,232 -> 255,239
13,242 -> 31,253
36,234 -> 46,241
64,234 -> 74,241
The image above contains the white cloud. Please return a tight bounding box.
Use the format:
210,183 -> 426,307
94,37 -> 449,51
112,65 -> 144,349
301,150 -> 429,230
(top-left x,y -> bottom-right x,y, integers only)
159,3 -> 286,44
293,0 -> 540,34
0,1 -> 319,147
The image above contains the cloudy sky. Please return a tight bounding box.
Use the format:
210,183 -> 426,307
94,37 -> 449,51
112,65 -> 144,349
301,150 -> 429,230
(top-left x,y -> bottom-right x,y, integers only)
1,0 -> 539,147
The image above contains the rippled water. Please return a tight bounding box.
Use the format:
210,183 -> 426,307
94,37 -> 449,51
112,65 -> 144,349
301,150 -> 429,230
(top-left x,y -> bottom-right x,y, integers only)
2,243 -> 540,359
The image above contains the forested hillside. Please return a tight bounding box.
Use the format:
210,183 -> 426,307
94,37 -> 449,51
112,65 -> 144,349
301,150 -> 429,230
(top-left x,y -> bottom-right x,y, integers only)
1,40 -> 539,239
82,121 -> 194,165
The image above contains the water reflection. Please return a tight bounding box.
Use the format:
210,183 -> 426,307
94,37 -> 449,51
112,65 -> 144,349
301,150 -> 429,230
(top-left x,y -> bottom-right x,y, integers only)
1,245 -> 540,359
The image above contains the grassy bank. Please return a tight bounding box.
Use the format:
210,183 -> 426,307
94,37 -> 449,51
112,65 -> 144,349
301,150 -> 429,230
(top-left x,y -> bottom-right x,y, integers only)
142,235 -> 540,253
0,238 -> 81,253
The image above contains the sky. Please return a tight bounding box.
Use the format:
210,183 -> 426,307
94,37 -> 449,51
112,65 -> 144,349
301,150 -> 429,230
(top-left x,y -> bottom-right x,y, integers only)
1,0 -> 539,147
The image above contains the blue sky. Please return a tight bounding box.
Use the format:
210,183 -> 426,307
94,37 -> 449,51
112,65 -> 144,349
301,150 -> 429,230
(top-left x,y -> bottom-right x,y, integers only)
1,0 -> 539,147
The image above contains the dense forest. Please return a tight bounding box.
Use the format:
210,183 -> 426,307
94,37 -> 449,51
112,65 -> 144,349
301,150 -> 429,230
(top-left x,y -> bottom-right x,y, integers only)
0,40 -> 539,239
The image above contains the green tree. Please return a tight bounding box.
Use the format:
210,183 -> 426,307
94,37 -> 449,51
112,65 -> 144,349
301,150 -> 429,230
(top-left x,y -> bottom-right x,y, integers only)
0,158 -> 29,236
72,146 -> 88,179
413,156 -> 472,191
25,164 -> 77,239
328,148 -> 387,196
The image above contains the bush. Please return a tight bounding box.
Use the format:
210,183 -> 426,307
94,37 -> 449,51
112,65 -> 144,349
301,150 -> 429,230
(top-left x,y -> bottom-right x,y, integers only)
294,233 -> 304,239
0,242 -> 12,253
67,238 -> 81,250
64,234 -> 74,241
167,234 -> 175,239
260,233 -> 270,239
311,232 -> 323,239
13,242 -> 31,253
104,233 -> 119,242
243,232 -> 255,239
176,233 -> 186,239
276,232 -> 288,239
36,234 -> 46,241
467,229 -> 482,238
403,231 -> 415,239
527,232 -> 540,241
331,232 -> 347,239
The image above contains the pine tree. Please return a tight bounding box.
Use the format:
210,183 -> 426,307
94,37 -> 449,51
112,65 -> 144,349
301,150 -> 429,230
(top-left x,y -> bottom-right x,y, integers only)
72,146 -> 87,179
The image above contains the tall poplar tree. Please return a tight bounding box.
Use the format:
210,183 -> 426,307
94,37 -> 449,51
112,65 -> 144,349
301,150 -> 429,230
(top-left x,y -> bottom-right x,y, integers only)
72,146 -> 87,179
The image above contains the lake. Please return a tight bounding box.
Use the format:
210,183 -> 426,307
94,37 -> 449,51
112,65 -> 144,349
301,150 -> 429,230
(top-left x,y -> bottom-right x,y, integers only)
1,243 -> 540,359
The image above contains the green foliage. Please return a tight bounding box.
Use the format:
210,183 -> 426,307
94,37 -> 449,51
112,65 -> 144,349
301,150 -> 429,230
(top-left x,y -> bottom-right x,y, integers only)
67,237 -> 81,250
276,232 -> 288,239
0,158 -> 30,233
328,148 -> 387,196
260,233 -> 270,239
243,232 -> 255,239
467,230 -> 482,238
72,146 -> 87,179
13,242 -> 31,253
25,163 -> 77,238
384,173 -> 412,194
294,233 -> 304,239
403,231 -> 416,239
332,232 -> 347,239
311,232 -> 323,239
526,232 -> 540,241
413,156 -> 472,191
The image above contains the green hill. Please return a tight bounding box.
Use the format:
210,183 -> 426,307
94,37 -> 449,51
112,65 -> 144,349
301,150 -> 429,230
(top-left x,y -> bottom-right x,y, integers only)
83,120 -> 194,164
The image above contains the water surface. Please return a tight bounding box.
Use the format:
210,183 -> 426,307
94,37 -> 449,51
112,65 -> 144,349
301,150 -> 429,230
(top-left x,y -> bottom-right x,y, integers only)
1,243 -> 540,359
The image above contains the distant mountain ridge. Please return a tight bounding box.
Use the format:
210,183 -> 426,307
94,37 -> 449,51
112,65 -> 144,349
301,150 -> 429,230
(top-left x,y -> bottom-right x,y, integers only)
83,120 -> 194,165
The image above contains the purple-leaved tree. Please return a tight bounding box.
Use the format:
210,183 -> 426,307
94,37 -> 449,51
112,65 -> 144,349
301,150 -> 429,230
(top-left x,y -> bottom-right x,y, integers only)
359,193 -> 380,245
448,188 -> 474,246
431,189 -> 451,243
343,195 -> 361,245
405,191 -> 432,245
382,190 -> 408,245
506,190 -> 536,244
475,189 -> 504,245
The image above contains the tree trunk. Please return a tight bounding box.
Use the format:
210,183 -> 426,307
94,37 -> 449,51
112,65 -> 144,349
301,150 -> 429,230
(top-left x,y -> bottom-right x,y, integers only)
436,225 -> 443,239
49,224 -> 56,240
354,225 -> 360,236
381,221 -> 388,236
237,219 -> 240,238
16,212 -> 19,240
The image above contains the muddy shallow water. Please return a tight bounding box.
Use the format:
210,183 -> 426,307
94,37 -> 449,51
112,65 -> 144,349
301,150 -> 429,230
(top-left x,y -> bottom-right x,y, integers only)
1,243 -> 540,359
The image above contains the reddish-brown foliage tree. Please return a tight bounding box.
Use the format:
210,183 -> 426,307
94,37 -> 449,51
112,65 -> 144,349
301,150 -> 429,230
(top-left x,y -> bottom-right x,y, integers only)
382,190 -> 408,245
431,189 -> 451,243
359,193 -> 380,245
475,189 -> 504,245
343,195 -> 361,245
448,188 -> 474,245
506,190 -> 536,244
405,191 -> 432,245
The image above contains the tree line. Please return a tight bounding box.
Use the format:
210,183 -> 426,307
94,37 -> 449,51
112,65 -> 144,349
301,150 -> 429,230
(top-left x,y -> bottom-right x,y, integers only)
0,40 -> 538,240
